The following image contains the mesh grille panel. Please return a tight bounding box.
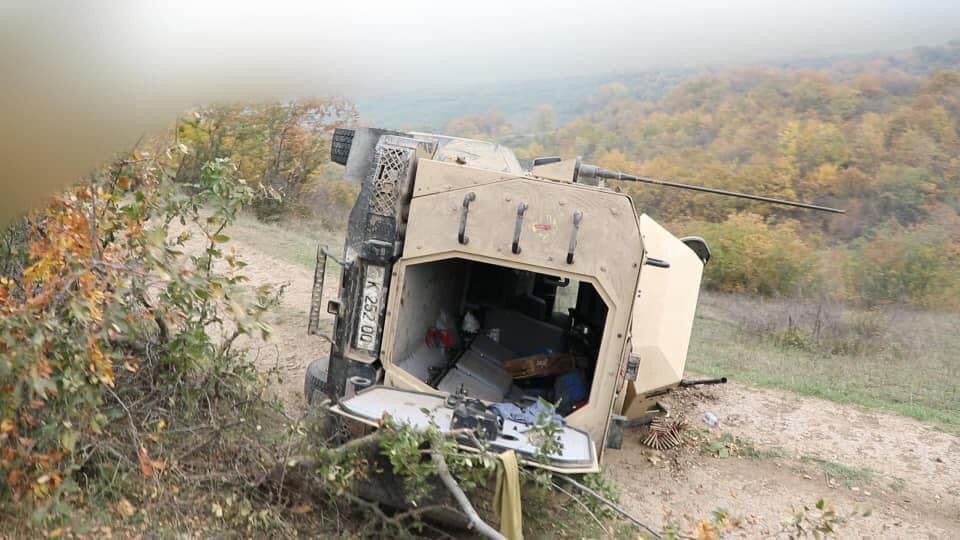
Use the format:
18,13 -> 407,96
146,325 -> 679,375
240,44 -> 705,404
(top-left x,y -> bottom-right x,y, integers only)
369,147 -> 410,216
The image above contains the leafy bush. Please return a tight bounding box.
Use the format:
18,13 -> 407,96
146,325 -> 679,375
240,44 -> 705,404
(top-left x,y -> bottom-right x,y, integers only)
685,213 -> 819,297
0,149 -> 282,526
847,225 -> 960,307
176,98 -> 357,222
771,308 -> 892,356
296,175 -> 360,229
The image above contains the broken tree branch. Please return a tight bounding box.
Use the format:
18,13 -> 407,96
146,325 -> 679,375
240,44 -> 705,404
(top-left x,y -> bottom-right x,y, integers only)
430,438 -> 505,540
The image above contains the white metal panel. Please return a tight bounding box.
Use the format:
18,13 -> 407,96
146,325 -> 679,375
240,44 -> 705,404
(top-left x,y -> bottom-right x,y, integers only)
332,386 -> 598,472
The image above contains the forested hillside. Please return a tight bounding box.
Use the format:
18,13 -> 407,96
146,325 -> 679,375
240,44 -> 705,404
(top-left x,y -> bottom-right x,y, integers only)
447,41 -> 960,307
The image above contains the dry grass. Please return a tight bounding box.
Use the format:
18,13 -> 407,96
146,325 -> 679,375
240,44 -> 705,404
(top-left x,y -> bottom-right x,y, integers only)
688,292 -> 960,431
231,214 -> 344,272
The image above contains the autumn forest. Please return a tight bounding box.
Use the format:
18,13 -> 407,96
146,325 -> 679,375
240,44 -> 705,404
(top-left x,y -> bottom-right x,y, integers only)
432,41 -> 960,308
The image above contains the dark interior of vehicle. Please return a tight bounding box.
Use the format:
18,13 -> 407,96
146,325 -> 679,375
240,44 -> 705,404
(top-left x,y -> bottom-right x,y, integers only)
390,258 -> 608,415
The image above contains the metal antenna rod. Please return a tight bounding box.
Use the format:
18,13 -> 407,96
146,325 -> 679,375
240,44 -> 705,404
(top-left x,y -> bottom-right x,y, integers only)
577,163 -> 846,214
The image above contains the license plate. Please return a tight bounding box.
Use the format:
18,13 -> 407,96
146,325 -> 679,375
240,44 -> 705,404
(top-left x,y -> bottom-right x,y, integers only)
355,265 -> 385,352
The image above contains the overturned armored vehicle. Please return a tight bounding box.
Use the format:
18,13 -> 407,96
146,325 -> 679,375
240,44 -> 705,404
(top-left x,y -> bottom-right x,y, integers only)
304,128 -> 839,472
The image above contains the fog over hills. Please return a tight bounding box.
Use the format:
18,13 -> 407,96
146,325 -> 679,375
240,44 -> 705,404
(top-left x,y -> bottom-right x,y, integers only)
358,41 -> 960,131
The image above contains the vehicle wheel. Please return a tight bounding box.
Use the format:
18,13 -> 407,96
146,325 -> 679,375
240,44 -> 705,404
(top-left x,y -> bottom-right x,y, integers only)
304,358 -> 328,405
330,128 -> 354,166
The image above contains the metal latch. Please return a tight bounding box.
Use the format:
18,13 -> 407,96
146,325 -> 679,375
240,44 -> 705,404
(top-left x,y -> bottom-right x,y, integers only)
566,211 -> 583,264
511,202 -> 528,254
606,414 -> 628,449
626,353 -> 641,381
458,192 -> 476,244
644,257 -> 670,268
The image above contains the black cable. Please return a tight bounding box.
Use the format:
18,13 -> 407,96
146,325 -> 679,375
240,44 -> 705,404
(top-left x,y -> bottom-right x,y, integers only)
554,474 -> 663,539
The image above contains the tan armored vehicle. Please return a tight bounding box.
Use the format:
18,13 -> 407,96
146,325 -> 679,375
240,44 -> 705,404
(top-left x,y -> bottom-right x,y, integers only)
305,128 -> 840,473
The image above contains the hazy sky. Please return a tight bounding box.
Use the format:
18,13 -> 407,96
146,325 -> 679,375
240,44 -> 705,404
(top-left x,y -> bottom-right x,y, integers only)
1,0 -> 958,221
125,0 -> 960,92
7,1 -> 959,95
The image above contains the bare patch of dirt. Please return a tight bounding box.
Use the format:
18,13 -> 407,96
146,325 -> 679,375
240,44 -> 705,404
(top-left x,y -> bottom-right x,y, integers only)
175,218 -> 336,415
606,383 -> 960,537
226,235 -> 336,415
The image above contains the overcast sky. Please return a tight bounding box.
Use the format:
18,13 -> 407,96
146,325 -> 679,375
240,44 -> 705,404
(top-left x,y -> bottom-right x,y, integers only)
6,1 -> 959,96
1,0 -> 958,220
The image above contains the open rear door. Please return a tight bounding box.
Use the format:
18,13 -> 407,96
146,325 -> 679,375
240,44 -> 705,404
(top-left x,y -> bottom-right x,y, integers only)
621,215 -> 704,418
330,386 -> 599,474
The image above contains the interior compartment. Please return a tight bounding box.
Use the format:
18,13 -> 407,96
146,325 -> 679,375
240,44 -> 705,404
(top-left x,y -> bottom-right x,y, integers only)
391,258 -> 608,415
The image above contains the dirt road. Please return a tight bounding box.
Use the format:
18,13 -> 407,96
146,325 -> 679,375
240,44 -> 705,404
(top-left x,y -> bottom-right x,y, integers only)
226,232 -> 337,414
226,220 -> 960,538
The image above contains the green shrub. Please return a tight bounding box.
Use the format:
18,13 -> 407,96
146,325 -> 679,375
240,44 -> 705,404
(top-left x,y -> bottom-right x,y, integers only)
847,226 -> 960,307
0,152 -> 280,525
686,213 -> 819,296
176,99 -> 357,223
296,177 -> 360,229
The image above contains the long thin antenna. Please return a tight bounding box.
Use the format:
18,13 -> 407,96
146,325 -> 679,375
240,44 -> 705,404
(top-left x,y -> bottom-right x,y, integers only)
577,163 -> 845,214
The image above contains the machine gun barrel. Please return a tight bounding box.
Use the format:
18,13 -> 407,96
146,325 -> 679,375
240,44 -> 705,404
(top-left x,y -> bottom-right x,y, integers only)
577,163 -> 845,214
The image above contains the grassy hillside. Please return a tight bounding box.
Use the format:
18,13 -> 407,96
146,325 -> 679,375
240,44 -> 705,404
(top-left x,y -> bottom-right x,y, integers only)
688,292 -> 960,431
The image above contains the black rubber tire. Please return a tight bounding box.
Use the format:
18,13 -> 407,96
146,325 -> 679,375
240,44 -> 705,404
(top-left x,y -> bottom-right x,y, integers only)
330,128 -> 354,166
304,358 -> 328,405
